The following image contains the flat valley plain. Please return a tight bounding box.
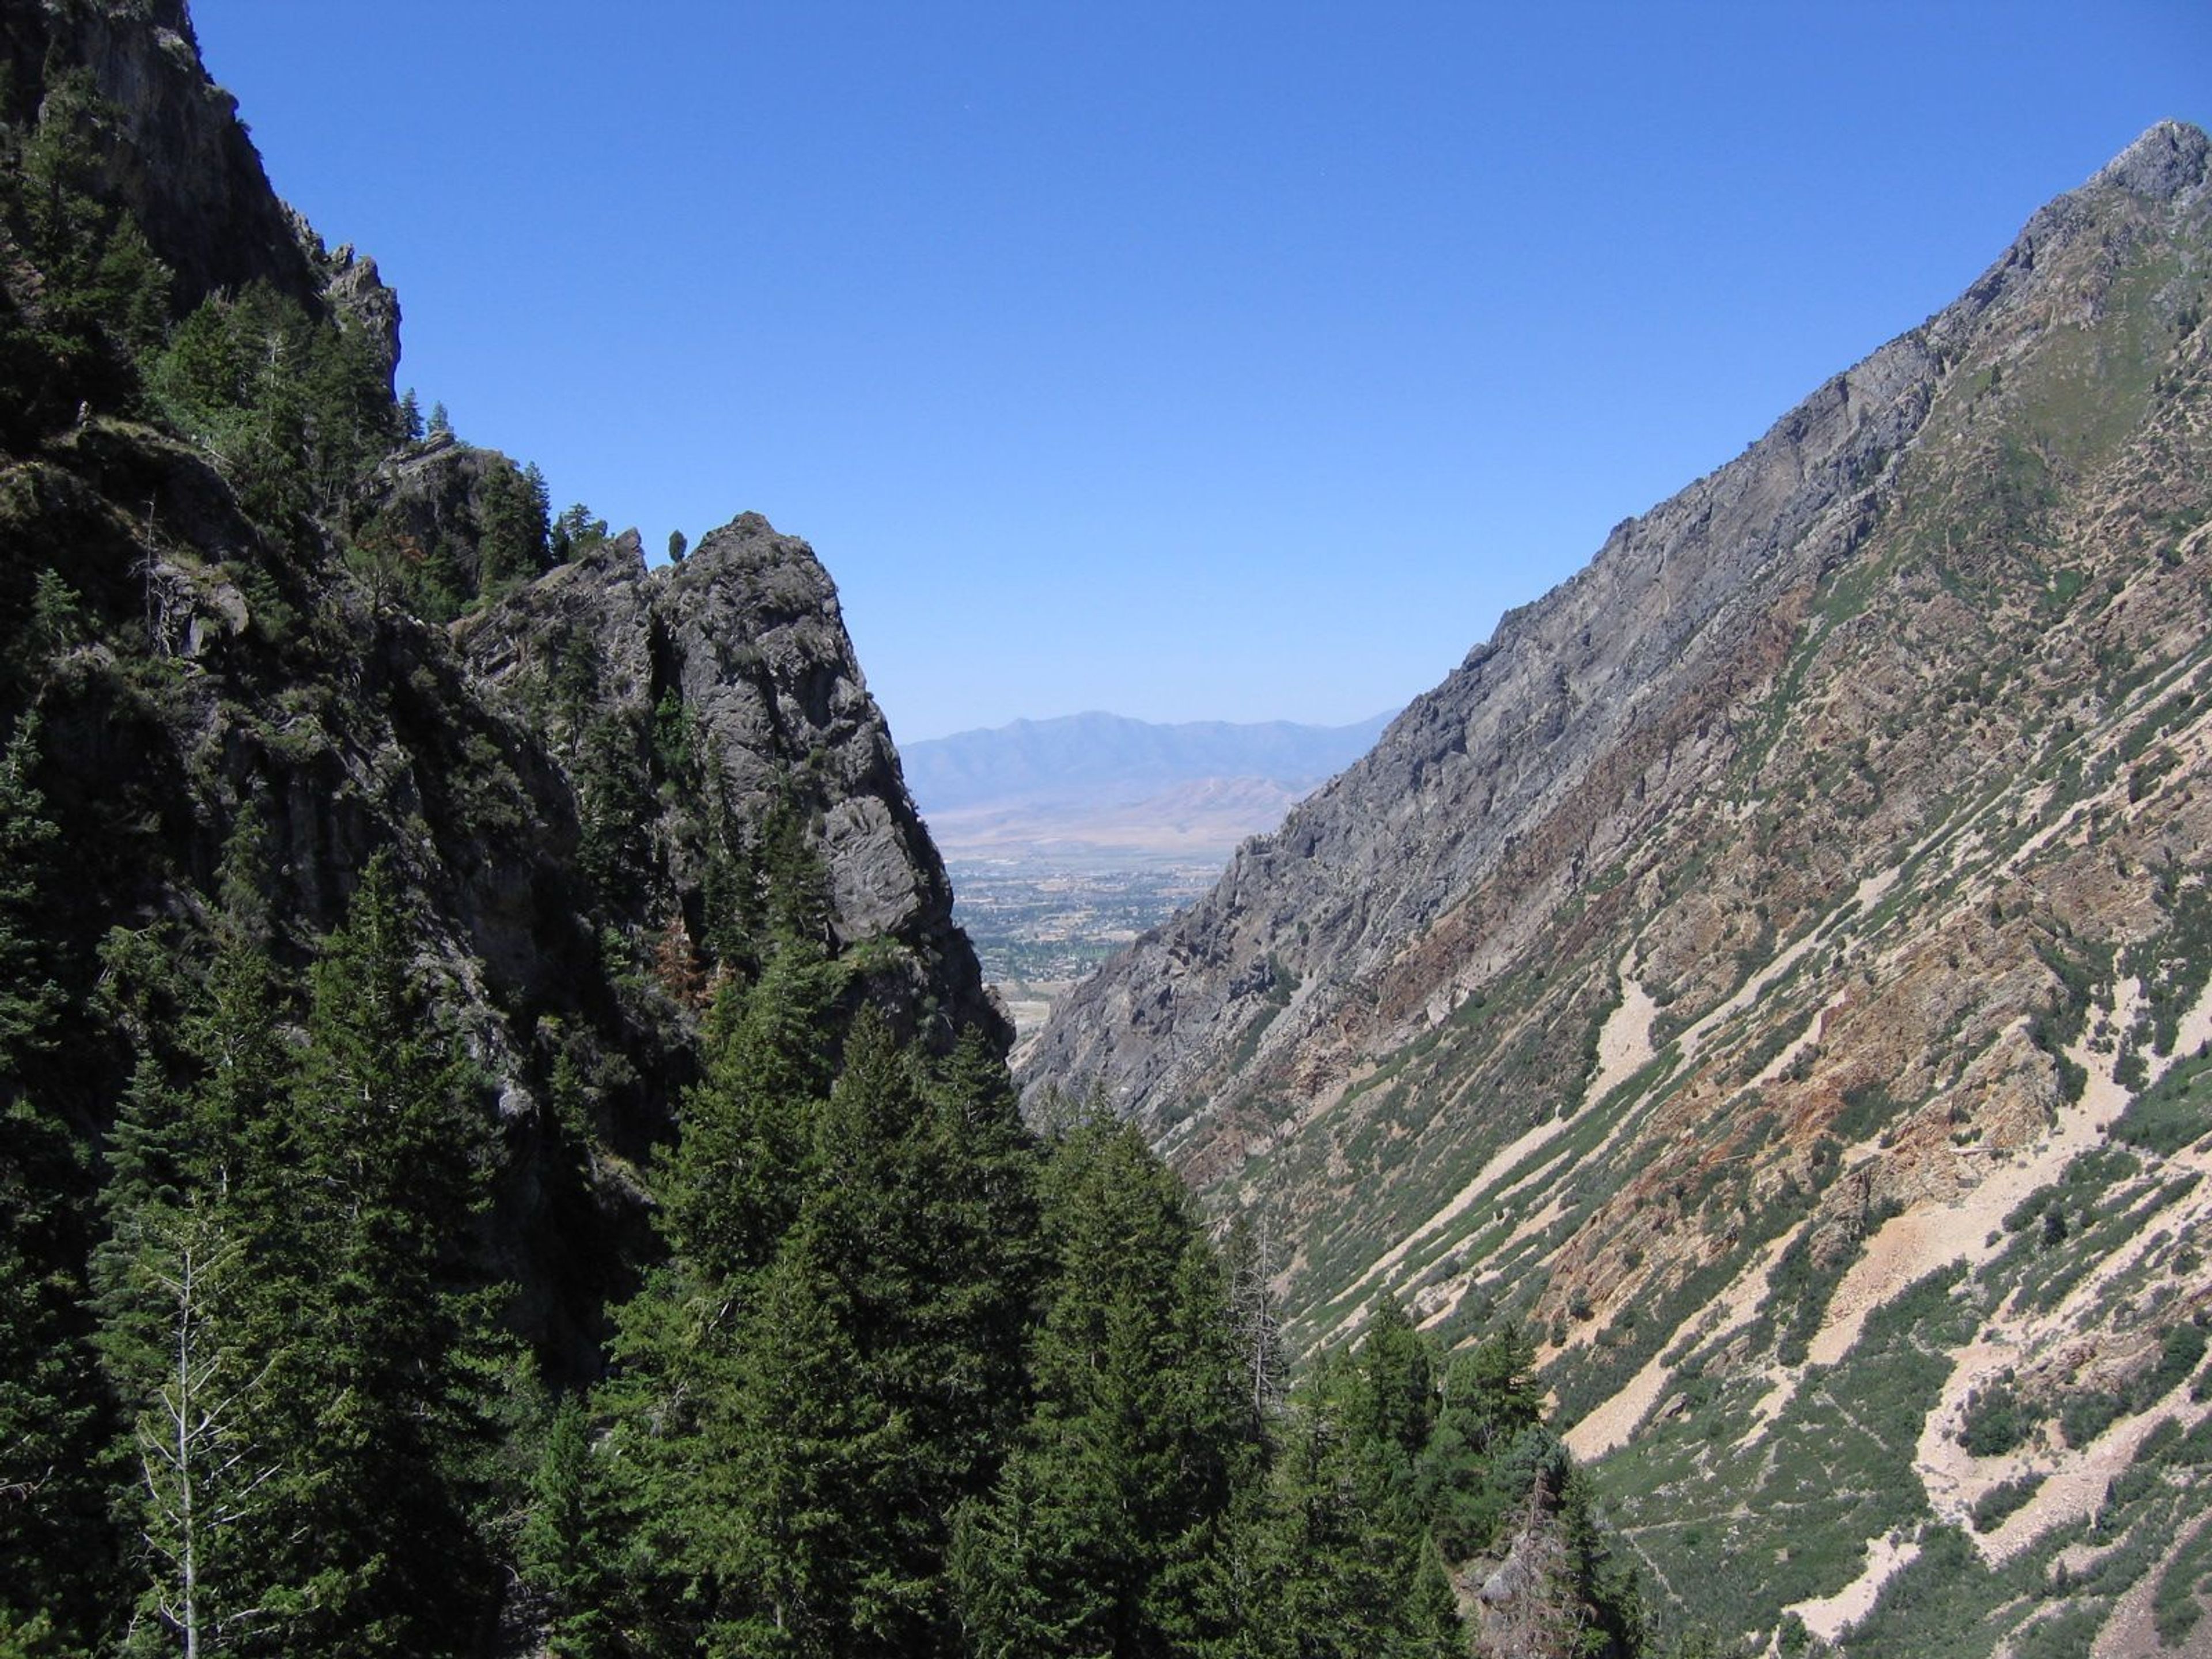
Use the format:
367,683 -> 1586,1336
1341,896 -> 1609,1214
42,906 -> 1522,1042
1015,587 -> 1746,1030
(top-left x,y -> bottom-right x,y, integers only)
948,853 -> 1224,1040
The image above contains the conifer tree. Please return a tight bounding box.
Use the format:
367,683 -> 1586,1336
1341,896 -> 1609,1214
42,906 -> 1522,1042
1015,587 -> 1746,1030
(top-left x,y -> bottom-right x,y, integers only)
589,920 -> 849,1654
520,1396 -> 611,1659
1346,1298 -> 1438,1515
1222,1211 -> 1287,1424
478,458 -> 551,592
0,1097 -> 112,1652
96,1169 -> 282,1657
0,715 -> 112,1649
0,716 -> 63,1066
953,1117 -> 1259,1658
1421,1323 -> 1548,1562
785,1013 -> 1039,1649
249,853 -> 505,1656
89,821 -> 306,1657
657,938 -> 837,1287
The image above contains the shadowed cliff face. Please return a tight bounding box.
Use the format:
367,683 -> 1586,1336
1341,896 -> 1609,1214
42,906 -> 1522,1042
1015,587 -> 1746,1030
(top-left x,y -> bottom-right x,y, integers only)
3,427 -> 1003,1369
0,0 -> 399,372
1023,122 -> 2212,1645
0,1 -> 999,1372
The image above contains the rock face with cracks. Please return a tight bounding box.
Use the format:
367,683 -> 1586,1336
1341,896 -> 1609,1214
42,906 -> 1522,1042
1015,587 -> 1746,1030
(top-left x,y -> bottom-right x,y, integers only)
0,0 -> 401,373
456,512 -> 999,1042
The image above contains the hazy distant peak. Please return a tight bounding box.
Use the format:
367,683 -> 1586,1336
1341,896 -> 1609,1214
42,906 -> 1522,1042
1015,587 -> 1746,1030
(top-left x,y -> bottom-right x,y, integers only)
902,709 -> 1395,816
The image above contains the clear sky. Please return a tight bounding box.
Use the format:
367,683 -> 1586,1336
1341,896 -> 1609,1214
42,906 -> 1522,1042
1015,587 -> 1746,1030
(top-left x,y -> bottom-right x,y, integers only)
186,2 -> 2207,743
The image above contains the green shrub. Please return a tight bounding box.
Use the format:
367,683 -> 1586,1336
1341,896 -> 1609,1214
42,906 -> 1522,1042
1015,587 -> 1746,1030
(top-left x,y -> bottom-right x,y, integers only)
1970,1471 -> 2045,1533
1959,1379 -> 2037,1457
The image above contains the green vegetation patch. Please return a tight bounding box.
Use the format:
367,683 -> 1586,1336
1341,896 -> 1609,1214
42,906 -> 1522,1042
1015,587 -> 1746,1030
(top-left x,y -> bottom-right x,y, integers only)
2116,1043 -> 2212,1156
1972,1471 -> 2047,1533
1597,1265 -> 1971,1638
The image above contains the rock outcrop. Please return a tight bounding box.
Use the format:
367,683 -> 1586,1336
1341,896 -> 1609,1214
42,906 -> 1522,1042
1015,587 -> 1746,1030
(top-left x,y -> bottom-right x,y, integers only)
0,1 -> 997,1371
457,512 -> 998,1041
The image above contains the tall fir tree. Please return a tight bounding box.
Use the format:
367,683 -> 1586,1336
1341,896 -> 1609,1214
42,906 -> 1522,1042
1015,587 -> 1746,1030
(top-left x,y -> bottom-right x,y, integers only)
952,1116 -> 1260,1658
248,853 -> 507,1656
0,714 -> 114,1651
518,1395 -> 612,1659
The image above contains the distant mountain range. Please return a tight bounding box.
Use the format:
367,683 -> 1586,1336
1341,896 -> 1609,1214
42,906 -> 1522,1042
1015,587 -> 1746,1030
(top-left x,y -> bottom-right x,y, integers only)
901,711 -> 1393,859
901,710 -> 1393,813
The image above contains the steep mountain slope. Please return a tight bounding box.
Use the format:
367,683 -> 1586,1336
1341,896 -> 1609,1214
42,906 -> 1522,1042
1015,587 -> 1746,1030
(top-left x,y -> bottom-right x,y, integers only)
1025,120 -> 2212,1652
0,0 -> 398,358
0,0 -> 998,1369
0,10 -> 1659,1657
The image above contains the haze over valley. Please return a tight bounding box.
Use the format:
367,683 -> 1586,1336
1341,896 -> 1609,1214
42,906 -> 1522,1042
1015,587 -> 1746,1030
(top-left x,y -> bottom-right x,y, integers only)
903,710 -> 1389,1032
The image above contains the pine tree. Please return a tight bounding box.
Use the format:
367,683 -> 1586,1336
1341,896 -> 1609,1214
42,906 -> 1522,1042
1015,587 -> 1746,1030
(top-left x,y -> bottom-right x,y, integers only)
519,1395 -> 611,1659
0,1097 -> 113,1651
589,929 -> 849,1655
249,853 -> 505,1656
714,1227 -> 910,1656
789,1013 -> 1039,1649
574,711 -> 653,910
477,458 -> 550,592
522,464 -> 553,554
1421,1324 -> 1548,1562
1254,1358 -> 1408,1659
0,716 -> 63,1067
1223,1211 -> 1287,1424
657,941 -> 837,1287
953,1118 -> 1259,1657
1346,1298 -> 1437,1505
0,715 -> 112,1648
89,855 -> 313,1657
100,1188 -> 284,1658
759,792 -> 832,953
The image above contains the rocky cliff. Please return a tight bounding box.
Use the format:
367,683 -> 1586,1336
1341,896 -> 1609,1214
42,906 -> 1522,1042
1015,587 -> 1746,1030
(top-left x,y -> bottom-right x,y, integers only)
0,0 -> 399,369
456,511 -> 993,1032
1025,120 -> 2212,1652
0,0 -> 998,1368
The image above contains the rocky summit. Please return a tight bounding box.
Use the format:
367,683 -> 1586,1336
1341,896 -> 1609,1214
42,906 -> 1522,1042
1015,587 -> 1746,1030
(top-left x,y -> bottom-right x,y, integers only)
1025,120 -> 2212,1651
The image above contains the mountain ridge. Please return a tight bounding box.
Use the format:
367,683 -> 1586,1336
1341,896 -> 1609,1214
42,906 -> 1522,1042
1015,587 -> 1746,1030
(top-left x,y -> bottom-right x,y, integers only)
1024,116 -> 2211,1128
1022,117 -> 2212,1651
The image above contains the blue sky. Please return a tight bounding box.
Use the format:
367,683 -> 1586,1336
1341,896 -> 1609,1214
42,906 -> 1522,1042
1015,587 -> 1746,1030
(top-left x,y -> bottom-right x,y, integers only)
188,2 -> 2208,742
